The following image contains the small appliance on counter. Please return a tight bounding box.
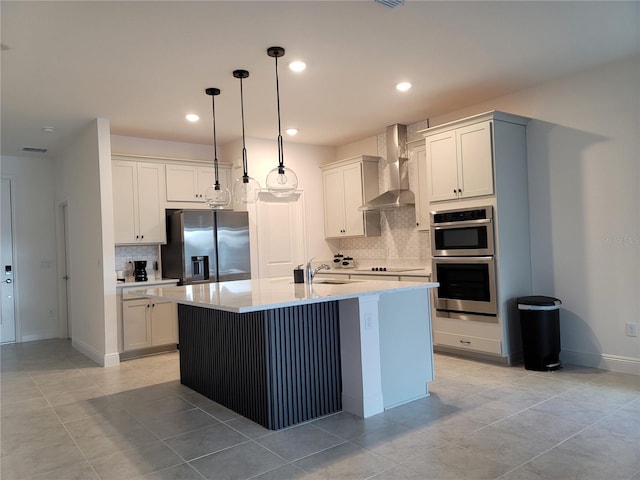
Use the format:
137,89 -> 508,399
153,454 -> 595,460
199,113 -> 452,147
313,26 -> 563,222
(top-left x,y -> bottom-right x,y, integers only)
133,260 -> 148,282
116,270 -> 126,283
341,256 -> 355,268
332,254 -> 355,268
293,265 -> 304,284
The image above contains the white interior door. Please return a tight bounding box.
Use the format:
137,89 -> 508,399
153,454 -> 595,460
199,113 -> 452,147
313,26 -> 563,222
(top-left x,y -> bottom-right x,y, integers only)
256,192 -> 307,278
1,178 -> 17,343
57,202 -> 71,339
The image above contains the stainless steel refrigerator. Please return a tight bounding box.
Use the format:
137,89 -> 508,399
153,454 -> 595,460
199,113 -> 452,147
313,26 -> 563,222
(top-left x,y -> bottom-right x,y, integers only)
161,209 -> 251,285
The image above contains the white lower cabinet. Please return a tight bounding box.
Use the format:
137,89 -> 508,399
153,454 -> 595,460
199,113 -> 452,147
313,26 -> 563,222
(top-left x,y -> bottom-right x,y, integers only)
432,314 -> 503,356
122,298 -> 178,352
433,331 -> 502,355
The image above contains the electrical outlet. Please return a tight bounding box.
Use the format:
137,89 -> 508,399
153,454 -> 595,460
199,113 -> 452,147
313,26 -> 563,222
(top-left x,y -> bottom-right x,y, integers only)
626,322 -> 638,337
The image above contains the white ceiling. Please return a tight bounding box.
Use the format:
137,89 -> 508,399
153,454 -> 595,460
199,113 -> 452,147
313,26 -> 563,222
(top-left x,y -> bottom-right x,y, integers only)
2,1 -> 639,158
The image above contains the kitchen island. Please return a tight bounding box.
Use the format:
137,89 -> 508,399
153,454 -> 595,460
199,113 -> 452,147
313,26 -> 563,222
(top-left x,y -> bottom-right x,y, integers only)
135,277 -> 438,430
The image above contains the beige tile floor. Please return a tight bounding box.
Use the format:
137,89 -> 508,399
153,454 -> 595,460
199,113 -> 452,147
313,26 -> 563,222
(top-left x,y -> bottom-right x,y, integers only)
1,339 -> 639,480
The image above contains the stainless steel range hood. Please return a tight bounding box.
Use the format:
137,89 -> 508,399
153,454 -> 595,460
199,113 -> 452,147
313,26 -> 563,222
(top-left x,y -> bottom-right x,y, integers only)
359,124 -> 415,211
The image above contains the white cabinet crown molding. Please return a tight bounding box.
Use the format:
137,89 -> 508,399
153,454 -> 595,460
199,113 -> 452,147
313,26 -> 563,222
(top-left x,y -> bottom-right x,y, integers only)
112,153 -> 232,167
319,154 -> 380,171
418,110 -> 529,137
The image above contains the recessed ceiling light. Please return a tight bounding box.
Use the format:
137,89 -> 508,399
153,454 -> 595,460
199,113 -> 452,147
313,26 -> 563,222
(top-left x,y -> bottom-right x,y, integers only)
396,82 -> 411,92
286,128 -> 298,136
185,113 -> 200,122
289,61 -> 306,73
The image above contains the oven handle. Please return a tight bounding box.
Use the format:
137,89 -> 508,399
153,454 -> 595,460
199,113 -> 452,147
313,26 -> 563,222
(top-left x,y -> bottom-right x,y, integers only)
430,218 -> 492,228
432,256 -> 494,263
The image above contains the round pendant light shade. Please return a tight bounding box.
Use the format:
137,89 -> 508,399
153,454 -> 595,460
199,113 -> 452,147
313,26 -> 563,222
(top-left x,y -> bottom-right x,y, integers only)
204,87 -> 231,209
265,164 -> 298,197
265,46 -> 298,197
232,176 -> 261,204
232,69 -> 261,204
204,184 -> 231,209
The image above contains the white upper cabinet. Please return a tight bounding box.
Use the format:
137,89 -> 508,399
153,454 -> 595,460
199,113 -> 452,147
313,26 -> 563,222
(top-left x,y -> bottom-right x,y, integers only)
456,122 -> 494,198
321,155 -> 381,239
424,120 -> 494,202
409,142 -> 429,230
165,163 -> 231,202
112,160 -> 166,244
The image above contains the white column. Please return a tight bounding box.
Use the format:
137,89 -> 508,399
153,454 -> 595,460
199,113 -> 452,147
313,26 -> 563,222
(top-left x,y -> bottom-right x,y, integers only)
338,294 -> 384,418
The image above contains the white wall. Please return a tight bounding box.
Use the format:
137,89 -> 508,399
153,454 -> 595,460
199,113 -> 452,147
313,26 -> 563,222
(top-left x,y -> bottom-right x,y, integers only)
56,118 -> 119,366
429,55 -> 640,373
0,155 -> 59,341
111,135 -> 213,162
335,137 -> 377,161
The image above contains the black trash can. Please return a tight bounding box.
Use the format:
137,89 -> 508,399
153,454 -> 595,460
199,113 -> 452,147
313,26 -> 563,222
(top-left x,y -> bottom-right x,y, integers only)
517,296 -> 562,371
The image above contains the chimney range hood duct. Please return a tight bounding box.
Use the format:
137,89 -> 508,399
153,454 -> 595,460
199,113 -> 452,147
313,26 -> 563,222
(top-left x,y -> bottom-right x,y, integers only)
359,124 -> 415,211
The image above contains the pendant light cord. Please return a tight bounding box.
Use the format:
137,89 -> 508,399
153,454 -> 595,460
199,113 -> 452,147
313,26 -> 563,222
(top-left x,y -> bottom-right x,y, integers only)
239,76 -> 249,183
210,91 -> 221,190
275,54 -> 285,174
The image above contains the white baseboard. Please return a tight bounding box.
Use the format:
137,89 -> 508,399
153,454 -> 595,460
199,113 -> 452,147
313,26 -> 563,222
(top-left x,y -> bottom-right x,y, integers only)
72,338 -> 120,368
561,349 -> 640,375
103,352 -> 121,367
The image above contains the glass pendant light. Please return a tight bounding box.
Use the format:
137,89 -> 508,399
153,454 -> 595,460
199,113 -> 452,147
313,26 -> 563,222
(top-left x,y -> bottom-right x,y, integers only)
265,46 -> 299,197
204,87 -> 231,209
232,69 -> 261,204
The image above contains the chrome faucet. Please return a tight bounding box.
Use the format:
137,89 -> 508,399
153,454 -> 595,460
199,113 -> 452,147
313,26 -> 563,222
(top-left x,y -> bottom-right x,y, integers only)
305,257 -> 330,284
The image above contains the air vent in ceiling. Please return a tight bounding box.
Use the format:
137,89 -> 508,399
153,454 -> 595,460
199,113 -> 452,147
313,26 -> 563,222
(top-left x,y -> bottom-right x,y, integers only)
20,146 -> 48,154
375,0 -> 405,8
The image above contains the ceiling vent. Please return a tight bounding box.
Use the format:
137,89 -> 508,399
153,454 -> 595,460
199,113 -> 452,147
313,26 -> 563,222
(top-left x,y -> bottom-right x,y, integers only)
20,146 -> 48,154
375,0 -> 405,8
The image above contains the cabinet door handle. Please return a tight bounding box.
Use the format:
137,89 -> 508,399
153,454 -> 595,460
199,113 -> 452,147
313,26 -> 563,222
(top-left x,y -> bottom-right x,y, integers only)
460,340 -> 471,345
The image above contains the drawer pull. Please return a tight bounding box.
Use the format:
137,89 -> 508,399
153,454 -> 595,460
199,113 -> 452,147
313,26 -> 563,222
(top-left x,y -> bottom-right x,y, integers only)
460,340 -> 471,345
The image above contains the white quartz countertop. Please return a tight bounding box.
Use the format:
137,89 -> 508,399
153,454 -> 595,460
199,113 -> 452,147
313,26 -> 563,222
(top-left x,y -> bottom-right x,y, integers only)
130,277 -> 438,313
117,278 -> 179,290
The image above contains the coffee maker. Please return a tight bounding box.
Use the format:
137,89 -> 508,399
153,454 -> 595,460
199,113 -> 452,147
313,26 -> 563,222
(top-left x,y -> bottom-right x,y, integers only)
133,260 -> 148,282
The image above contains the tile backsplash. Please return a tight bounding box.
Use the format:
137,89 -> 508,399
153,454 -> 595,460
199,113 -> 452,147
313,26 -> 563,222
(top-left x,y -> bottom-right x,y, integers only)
337,208 -> 430,267
114,245 -> 159,274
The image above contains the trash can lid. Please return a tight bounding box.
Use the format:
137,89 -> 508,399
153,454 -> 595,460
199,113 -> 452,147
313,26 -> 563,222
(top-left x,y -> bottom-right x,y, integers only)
517,295 -> 562,310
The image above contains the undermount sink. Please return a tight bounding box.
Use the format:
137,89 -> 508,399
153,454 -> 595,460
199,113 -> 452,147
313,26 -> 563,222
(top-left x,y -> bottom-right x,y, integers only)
313,279 -> 362,285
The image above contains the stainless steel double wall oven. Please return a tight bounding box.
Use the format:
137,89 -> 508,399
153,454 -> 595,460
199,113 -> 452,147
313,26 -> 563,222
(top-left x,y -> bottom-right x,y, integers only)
431,206 -> 497,320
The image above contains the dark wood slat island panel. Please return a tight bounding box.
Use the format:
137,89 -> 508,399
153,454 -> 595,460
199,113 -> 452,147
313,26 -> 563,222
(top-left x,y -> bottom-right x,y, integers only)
178,302 -> 342,430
